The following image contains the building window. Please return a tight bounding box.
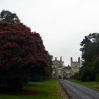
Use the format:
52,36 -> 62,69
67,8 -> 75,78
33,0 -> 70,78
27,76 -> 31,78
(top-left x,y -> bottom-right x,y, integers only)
58,70 -> 61,73
53,71 -> 55,73
74,65 -> 77,68
66,71 -> 70,73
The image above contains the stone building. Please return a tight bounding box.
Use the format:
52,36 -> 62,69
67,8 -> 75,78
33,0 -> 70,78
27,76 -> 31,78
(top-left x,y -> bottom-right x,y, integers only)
52,56 -> 80,79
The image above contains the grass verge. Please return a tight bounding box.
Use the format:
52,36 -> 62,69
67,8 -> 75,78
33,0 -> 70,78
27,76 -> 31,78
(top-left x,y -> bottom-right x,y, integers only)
0,79 -> 62,99
69,79 -> 99,90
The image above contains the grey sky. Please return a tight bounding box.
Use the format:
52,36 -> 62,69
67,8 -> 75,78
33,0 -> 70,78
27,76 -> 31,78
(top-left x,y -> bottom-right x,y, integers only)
0,0 -> 99,65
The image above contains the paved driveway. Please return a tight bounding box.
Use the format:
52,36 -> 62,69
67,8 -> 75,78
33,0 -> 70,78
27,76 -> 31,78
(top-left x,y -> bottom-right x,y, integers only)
59,79 -> 99,99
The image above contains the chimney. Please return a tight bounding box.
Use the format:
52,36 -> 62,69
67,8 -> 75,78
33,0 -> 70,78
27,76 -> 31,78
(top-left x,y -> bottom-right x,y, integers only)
55,57 -> 57,60
60,56 -> 62,61
71,57 -> 73,62
78,57 -> 80,63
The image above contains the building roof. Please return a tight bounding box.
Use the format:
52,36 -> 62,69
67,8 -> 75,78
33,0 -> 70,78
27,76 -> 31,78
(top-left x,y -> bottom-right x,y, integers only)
63,66 -> 71,69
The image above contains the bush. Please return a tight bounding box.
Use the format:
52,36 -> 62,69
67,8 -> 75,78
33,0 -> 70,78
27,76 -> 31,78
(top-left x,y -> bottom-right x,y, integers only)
0,21 -> 48,91
95,73 -> 99,82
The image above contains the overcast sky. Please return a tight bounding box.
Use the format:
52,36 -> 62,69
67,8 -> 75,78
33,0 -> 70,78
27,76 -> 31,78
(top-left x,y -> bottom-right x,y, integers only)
0,0 -> 99,66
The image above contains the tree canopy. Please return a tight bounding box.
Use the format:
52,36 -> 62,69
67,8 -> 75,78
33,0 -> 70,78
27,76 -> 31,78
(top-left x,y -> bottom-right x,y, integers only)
0,20 -> 48,91
0,10 -> 20,23
79,33 -> 99,81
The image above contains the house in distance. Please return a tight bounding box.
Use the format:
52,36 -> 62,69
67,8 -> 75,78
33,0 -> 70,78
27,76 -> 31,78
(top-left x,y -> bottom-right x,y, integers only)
52,56 -> 80,79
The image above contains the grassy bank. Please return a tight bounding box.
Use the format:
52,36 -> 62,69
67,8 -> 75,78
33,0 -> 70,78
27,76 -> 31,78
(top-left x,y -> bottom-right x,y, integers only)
69,79 -> 99,90
0,79 -> 62,99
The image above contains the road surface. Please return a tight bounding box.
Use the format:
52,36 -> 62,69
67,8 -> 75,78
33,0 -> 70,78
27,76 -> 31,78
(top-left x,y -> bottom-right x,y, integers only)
59,79 -> 99,99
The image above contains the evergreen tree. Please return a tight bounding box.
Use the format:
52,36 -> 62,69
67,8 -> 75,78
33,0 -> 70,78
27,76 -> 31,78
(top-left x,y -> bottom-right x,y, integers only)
0,10 -> 20,23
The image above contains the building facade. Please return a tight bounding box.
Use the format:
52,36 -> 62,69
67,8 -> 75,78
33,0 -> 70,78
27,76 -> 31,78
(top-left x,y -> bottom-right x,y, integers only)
52,56 -> 80,79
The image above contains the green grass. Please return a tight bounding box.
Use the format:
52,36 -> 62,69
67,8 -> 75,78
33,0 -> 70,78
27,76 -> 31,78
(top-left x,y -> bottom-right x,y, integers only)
69,79 -> 99,90
0,79 -> 62,99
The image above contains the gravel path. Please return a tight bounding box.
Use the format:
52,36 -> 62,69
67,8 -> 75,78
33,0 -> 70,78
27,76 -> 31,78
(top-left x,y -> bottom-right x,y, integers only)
58,80 -> 70,99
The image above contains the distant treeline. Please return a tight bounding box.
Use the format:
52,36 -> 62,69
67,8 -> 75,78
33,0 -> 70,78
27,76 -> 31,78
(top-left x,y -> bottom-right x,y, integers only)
73,33 -> 99,82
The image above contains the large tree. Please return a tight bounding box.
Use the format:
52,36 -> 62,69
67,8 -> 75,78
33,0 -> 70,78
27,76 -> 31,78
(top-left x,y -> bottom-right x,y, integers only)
29,33 -> 48,81
0,10 -> 20,23
0,20 -> 48,91
80,33 -> 99,81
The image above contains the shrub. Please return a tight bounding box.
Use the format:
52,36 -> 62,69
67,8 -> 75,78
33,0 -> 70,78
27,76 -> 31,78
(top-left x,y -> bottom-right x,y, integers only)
0,21 -> 48,91
95,73 -> 99,82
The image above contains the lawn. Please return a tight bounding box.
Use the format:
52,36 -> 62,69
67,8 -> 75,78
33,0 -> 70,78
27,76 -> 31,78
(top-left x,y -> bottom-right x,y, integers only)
69,79 -> 99,90
0,79 -> 62,99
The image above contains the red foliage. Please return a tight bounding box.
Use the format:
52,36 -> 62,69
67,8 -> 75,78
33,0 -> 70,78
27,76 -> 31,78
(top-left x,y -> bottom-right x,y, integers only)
0,21 -> 48,88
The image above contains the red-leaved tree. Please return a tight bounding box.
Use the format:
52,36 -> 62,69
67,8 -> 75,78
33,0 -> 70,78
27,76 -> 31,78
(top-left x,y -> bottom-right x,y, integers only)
0,21 -> 48,91
29,33 -> 48,81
